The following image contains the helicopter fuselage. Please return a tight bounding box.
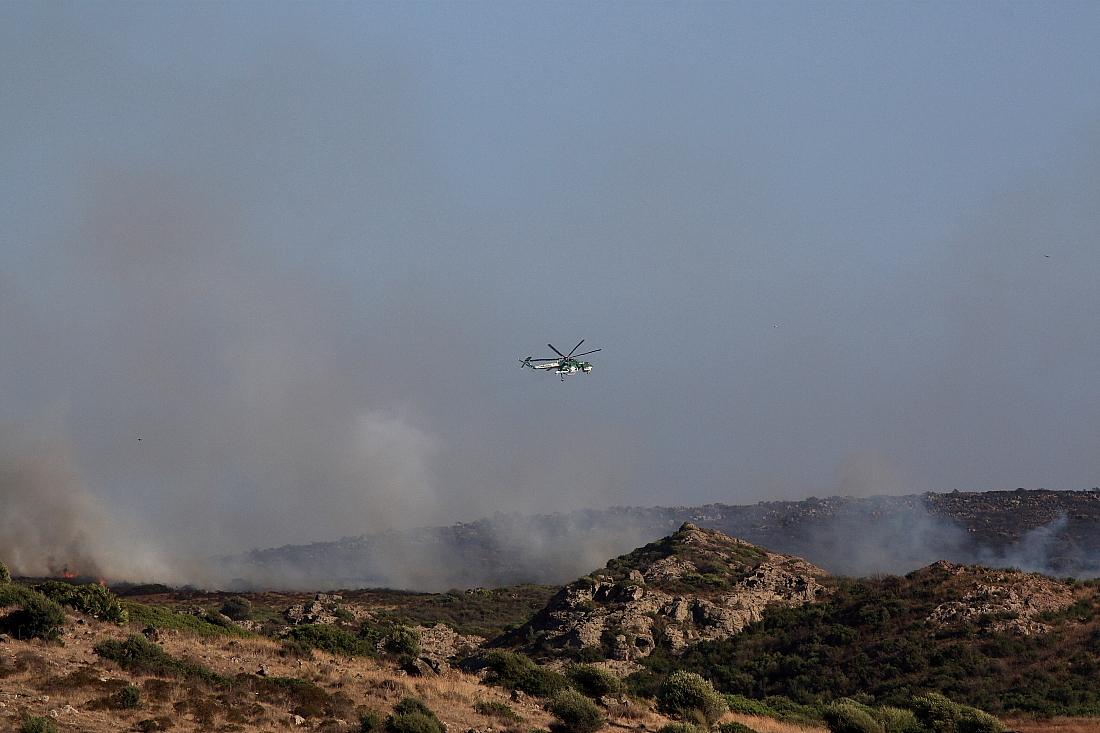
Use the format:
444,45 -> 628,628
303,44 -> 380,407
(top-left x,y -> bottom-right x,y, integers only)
519,341 -> 599,381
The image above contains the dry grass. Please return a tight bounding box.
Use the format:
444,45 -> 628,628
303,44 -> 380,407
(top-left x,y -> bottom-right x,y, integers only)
1002,717 -> 1100,733
0,609 -> 577,733
721,713 -> 829,733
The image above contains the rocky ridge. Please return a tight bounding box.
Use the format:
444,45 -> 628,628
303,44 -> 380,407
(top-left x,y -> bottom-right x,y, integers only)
922,559 -> 1078,635
494,523 -> 828,671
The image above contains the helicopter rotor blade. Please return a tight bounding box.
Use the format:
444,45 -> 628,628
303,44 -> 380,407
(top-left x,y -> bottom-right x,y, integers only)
571,349 -> 601,358
547,344 -> 566,358
566,339 -> 585,358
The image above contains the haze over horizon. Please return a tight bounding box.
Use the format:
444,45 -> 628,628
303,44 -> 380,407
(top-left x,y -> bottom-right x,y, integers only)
2,3 -> 1099,585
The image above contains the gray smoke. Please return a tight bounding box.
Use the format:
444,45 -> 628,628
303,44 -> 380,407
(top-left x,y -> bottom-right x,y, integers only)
2,6 -> 1098,589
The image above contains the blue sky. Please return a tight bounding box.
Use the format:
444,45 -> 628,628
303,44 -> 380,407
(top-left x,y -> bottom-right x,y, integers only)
1,2 -> 1099,580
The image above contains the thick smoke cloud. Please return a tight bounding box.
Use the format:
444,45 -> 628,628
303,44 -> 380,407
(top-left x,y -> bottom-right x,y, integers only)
1,5 -> 1099,588
0,428 -> 170,581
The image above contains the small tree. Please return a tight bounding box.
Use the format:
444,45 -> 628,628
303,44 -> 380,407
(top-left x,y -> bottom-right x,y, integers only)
484,651 -> 569,697
0,561 -> 11,585
387,698 -> 445,733
566,664 -> 623,698
384,625 -> 422,656
822,703 -> 883,733
115,685 -> 143,709
220,596 -> 253,621
656,671 -> 728,725
546,690 -> 606,733
1,593 -> 66,640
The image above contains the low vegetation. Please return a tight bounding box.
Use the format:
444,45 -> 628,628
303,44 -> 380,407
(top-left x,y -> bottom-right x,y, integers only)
631,566 -> 1100,716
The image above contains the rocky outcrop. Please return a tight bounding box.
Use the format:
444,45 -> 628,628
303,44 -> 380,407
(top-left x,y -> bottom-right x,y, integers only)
498,523 -> 828,667
924,560 -> 1077,635
284,593 -> 372,626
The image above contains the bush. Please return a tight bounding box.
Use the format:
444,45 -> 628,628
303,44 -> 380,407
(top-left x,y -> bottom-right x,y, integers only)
394,698 -> 436,718
909,694 -> 1004,733
360,709 -> 385,733
286,624 -> 375,657
656,671 -> 728,725
384,625 -> 422,656
122,601 -> 251,638
34,581 -> 128,624
484,651 -> 569,697
823,703 -> 884,733
115,685 -> 143,709
94,633 -> 231,686
907,693 -> 1000,733
387,698 -> 444,733
21,716 -> 58,733
659,724 -> 708,733
0,561 -> 10,585
566,664 -> 623,698
873,707 -> 921,733
387,712 -> 445,733
0,592 -> 66,640
475,700 -> 524,721
724,695 -> 774,718
546,689 -> 606,733
956,709 -> 1005,733
280,637 -> 316,660
220,596 -> 253,621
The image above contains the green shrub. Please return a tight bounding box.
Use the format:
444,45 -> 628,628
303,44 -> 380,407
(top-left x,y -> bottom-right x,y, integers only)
955,709 -> 1005,733
33,581 -> 128,624
94,633 -> 231,686
387,711 -> 445,733
475,700 -> 523,721
21,716 -> 58,733
0,561 -> 10,585
384,625 -> 422,656
360,709 -> 385,733
873,707 -> 921,733
122,601 -> 251,638
394,698 -> 436,718
387,698 -> 444,733
1,592 -> 66,640
115,685 -> 143,709
546,689 -> 606,733
656,671 -> 728,725
822,703 -> 883,733
659,724 -> 708,733
280,637 -> 316,659
724,695 -> 774,718
909,694 -> 1004,733
220,596 -> 253,621
484,651 -> 569,697
286,624 -> 375,657
566,664 -> 623,698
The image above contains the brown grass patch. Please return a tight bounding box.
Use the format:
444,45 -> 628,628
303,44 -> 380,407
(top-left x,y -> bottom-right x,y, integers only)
721,713 -> 829,733
1002,717 -> 1100,733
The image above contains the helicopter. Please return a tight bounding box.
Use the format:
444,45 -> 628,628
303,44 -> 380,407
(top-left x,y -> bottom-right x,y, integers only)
519,340 -> 601,381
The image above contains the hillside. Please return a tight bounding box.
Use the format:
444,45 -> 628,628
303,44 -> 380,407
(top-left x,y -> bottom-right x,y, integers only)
234,489 -> 1100,590
490,523 -> 828,669
631,559 -> 1100,717
8,516 -> 1100,733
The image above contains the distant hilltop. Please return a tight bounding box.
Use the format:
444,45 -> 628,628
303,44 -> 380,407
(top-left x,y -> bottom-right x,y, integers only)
225,489 -> 1100,592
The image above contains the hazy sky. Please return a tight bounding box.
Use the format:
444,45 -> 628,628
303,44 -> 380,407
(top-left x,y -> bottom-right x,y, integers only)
2,2 -> 1099,580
